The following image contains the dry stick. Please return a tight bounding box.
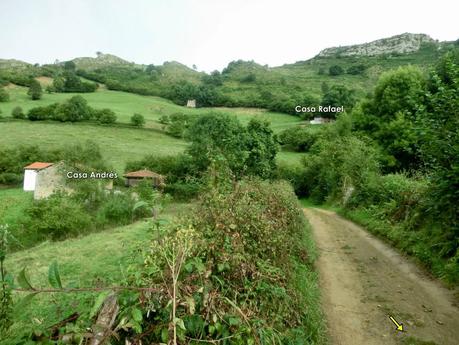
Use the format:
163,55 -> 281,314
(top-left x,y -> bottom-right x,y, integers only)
222,297 -> 261,345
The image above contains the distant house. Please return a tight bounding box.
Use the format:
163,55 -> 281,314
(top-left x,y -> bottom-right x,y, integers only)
309,117 -> 334,125
123,169 -> 165,189
186,99 -> 196,108
23,162 -> 65,199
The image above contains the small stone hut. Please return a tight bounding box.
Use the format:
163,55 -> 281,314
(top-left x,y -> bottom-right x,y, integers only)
123,169 -> 165,189
23,162 -> 65,199
186,99 -> 196,108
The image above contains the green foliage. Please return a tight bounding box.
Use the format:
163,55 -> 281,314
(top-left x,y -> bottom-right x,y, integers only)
130,113 -> 145,127
353,65 -> 427,171
321,84 -> 356,117
278,126 -> 322,152
55,95 -> 92,122
0,225 -> 13,335
27,79 -> 42,100
302,134 -> 380,203
24,192 -> 92,240
127,179 -> 325,344
11,106 -> 24,119
329,65 -> 344,76
347,64 -> 366,75
417,51 -> 459,238
186,113 -> 248,176
53,70 -> 97,93
95,108 -> 117,124
96,192 -> 135,225
245,119 -> 279,178
0,87 -> 9,102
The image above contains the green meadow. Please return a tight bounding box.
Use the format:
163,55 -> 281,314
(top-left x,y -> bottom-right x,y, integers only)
0,85 -> 305,171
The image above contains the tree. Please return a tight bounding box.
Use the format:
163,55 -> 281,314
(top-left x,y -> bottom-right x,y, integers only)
329,65 -> 344,76
418,51 -> 459,234
11,106 -> 24,119
186,114 -> 248,176
245,119 -> 279,178
54,96 -> 92,122
27,79 -> 43,100
131,113 -> 145,127
0,88 -> 9,102
353,66 -> 427,171
321,85 -> 356,117
97,108 -> 117,124
64,61 -> 76,71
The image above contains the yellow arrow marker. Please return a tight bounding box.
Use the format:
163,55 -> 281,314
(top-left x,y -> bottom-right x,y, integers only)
389,315 -> 404,332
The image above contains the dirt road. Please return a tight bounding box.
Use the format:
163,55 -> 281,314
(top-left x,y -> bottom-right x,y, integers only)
303,208 -> 459,345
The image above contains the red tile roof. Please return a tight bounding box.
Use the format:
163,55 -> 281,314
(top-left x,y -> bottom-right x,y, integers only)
123,169 -> 163,178
24,162 -> 54,170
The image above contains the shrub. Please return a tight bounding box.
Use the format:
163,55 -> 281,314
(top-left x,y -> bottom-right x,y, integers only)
329,65 -> 344,76
278,126 -> 321,152
302,135 -> 380,203
132,179 -> 321,343
27,79 -> 43,100
347,64 -> 366,75
97,193 -> 134,225
130,113 -> 145,127
23,193 -> 92,240
11,106 -> 24,119
0,88 -> 9,102
27,103 -> 59,121
96,108 -> 117,124
54,95 -> 92,122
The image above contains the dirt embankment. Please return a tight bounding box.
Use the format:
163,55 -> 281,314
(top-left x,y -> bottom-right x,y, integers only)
304,208 -> 459,345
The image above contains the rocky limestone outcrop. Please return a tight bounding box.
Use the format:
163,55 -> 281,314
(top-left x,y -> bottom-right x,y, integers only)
317,33 -> 436,57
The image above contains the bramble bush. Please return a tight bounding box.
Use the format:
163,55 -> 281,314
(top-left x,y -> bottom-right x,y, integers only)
119,177 -> 325,344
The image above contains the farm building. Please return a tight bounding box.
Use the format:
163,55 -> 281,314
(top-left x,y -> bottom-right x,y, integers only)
186,99 -> 196,108
123,169 -> 165,189
23,162 -> 66,199
309,117 -> 334,125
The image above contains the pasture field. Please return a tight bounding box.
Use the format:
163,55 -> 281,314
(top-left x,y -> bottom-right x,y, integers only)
0,85 -> 307,171
0,121 -> 187,172
2,84 -> 304,132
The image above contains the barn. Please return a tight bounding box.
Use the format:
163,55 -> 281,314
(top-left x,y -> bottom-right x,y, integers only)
123,169 -> 165,189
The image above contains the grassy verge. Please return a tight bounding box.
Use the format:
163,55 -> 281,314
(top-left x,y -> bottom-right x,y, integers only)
1,202 -> 187,343
292,216 -> 328,344
336,207 -> 459,286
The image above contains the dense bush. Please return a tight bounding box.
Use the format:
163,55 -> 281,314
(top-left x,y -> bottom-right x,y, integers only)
53,71 -> 98,93
95,108 -> 117,124
329,65 -> 344,76
321,85 -> 356,117
23,193 -> 92,240
302,134 -> 380,203
347,64 -> 366,75
27,79 -> 42,100
278,126 -> 322,152
11,106 -> 24,119
130,113 -> 145,127
25,96 -> 117,124
125,178 -> 325,344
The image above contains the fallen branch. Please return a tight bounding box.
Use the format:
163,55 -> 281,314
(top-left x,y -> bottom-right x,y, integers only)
89,294 -> 119,345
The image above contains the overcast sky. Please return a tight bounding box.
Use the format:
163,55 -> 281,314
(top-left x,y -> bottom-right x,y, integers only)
1,0 -> 458,72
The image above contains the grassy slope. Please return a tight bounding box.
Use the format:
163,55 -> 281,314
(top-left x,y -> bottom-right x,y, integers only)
3,202 -> 187,339
0,86 -> 305,170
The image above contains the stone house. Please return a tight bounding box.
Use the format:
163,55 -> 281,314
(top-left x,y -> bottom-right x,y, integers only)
23,162 -> 66,199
